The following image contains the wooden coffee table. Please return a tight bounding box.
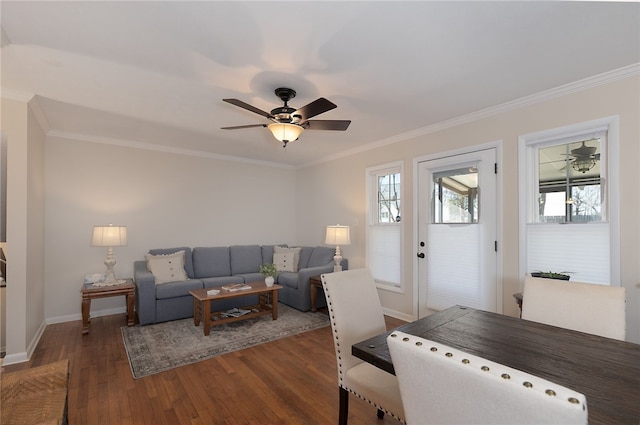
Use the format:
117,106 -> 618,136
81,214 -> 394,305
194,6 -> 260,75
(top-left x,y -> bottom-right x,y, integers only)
189,281 -> 282,336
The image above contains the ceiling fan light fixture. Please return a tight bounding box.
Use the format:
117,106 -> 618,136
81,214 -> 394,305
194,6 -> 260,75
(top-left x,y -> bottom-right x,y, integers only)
268,123 -> 303,145
571,157 -> 597,173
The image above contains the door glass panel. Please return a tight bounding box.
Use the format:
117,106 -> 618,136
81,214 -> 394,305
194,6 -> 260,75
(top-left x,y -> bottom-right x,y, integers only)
432,166 -> 478,224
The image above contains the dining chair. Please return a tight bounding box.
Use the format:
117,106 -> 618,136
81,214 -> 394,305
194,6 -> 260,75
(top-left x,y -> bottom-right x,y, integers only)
521,276 -> 626,340
321,268 -> 404,425
387,331 -> 588,425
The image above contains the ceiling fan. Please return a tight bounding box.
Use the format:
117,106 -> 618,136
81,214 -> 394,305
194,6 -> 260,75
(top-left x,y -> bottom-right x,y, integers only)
568,139 -> 600,173
221,88 -> 351,147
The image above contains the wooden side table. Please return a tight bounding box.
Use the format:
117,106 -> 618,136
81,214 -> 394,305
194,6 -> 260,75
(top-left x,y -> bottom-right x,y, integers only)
513,292 -> 523,317
81,278 -> 135,334
309,275 -> 323,312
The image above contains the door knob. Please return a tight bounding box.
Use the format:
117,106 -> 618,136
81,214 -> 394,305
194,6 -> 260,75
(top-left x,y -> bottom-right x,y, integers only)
417,253 -> 425,258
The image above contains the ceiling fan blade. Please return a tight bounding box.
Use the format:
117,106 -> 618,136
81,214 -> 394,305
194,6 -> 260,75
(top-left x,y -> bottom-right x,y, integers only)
295,98 -> 337,120
223,99 -> 274,119
304,120 -> 351,131
221,124 -> 267,130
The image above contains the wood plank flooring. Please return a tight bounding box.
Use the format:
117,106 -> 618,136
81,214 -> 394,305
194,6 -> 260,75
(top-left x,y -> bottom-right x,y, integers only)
2,311 -> 406,424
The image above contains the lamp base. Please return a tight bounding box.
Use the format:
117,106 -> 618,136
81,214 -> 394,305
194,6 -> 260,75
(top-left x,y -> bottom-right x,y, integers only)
333,246 -> 343,272
102,247 -> 119,285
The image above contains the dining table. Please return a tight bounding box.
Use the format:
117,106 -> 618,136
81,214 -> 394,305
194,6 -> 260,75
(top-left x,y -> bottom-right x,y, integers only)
352,305 -> 640,425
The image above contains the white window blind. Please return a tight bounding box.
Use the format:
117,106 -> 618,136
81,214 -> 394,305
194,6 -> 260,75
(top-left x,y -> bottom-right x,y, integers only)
368,224 -> 401,286
426,224 -> 483,310
527,223 -> 610,284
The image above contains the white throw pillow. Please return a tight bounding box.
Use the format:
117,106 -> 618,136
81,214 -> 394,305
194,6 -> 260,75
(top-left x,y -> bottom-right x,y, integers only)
145,250 -> 188,284
273,252 -> 295,272
274,246 -> 302,272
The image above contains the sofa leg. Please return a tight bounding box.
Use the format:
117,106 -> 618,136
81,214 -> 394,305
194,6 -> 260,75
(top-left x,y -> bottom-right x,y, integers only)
377,408 -> 385,419
339,387 -> 349,425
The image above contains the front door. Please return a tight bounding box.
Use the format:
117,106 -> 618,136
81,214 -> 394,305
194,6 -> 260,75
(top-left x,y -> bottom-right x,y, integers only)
417,149 -> 497,317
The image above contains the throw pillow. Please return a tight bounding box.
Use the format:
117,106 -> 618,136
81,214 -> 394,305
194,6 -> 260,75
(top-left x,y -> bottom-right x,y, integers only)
273,252 -> 295,272
274,246 -> 302,272
145,250 -> 188,284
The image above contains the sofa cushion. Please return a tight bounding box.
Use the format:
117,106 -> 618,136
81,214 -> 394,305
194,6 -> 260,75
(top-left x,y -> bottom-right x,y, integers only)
235,272 -> 264,283
193,247 -> 231,278
274,246 -> 302,272
308,246 -> 335,267
145,251 -> 188,284
274,252 -> 296,272
149,247 -> 195,279
155,279 -> 203,300
230,245 -> 262,275
202,275 -> 244,288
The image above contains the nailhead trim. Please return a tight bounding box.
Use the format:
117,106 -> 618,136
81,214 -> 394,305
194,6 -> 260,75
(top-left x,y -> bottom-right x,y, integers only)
397,334 -> 583,408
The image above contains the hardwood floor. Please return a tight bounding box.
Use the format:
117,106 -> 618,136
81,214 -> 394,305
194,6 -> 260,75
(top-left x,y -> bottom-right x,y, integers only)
2,311 -> 406,425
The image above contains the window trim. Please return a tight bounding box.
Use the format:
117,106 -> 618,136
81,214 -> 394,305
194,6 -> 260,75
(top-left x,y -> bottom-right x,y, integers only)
366,161 -> 404,292
518,116 -> 620,286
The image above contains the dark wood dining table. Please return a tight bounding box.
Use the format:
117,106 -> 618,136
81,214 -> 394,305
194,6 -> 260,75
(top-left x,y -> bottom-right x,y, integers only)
352,305 -> 640,425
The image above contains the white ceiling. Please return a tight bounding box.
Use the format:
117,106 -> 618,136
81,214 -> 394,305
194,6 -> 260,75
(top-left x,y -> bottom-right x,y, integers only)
2,1 -> 639,167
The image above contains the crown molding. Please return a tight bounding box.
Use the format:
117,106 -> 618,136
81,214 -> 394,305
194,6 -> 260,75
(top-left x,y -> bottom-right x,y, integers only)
1,88 -> 34,103
47,130 -> 295,170
300,63 -> 640,169
0,90 -> 50,132
27,96 -> 51,134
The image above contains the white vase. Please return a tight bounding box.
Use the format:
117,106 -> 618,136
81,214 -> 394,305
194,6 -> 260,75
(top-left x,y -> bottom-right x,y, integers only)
265,276 -> 275,287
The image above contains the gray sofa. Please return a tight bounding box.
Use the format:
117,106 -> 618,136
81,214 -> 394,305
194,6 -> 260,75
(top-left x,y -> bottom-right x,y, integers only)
133,244 -> 348,325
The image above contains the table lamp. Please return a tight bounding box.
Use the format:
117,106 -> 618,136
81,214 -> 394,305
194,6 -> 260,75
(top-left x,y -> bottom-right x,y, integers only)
91,224 -> 127,286
325,225 -> 350,272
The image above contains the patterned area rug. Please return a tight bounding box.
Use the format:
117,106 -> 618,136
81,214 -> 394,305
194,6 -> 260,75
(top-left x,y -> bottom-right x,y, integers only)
121,303 -> 329,379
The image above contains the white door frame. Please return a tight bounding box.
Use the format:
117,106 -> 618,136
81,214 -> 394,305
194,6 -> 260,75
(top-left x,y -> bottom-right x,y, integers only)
412,141 -> 504,319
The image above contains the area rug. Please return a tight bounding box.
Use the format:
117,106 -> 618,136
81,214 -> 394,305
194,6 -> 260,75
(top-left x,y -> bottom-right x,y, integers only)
121,303 -> 329,379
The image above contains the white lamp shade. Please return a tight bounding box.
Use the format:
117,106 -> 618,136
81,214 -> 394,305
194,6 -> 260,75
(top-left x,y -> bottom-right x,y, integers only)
325,225 -> 351,246
268,123 -> 304,143
91,225 -> 127,247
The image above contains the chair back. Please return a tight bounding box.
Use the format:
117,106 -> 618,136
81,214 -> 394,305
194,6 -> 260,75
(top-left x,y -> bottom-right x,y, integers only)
388,331 -> 588,425
321,268 -> 387,381
522,277 -> 626,340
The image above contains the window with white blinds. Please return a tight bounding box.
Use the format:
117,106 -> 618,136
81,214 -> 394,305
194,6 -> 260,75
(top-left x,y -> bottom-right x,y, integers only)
519,117 -> 620,286
366,162 -> 402,289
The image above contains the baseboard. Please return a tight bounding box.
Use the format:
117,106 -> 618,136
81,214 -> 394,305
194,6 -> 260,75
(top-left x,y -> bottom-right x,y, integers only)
1,319 -> 46,366
2,351 -> 28,365
46,306 -> 126,325
381,306 -> 414,323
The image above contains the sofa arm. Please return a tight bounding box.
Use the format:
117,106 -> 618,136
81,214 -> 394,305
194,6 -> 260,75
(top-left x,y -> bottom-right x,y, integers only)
133,260 -> 157,325
294,261 -> 348,311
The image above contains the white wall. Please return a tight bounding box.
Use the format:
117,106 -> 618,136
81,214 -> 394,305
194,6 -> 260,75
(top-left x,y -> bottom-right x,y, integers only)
1,98 -> 46,363
44,137 -> 297,321
296,75 -> 640,343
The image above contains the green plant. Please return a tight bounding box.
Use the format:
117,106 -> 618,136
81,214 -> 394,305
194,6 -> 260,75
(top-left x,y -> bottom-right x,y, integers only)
531,271 -> 572,280
259,263 -> 278,277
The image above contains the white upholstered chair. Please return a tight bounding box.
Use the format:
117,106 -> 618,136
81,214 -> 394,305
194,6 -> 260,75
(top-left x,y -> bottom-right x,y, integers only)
321,268 -> 404,425
388,331 -> 588,425
521,276 -> 626,340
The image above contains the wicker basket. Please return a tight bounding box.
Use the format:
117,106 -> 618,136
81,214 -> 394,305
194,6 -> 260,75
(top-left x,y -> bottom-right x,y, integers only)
1,359 -> 69,425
